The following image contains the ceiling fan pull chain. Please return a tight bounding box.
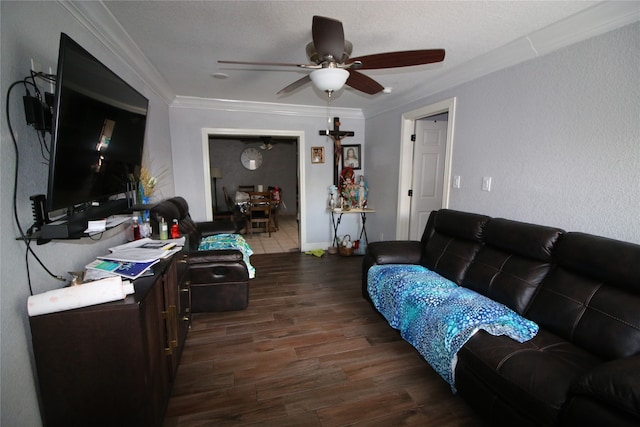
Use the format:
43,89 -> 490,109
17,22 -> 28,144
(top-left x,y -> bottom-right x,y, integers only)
326,91 -> 333,131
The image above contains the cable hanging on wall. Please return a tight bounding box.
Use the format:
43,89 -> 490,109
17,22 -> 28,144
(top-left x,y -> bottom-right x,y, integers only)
6,77 -> 66,293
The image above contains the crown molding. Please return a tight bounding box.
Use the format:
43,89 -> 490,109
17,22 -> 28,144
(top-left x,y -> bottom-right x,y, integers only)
363,1 -> 640,118
59,1 -> 175,104
171,96 -> 364,119
61,1 -> 637,118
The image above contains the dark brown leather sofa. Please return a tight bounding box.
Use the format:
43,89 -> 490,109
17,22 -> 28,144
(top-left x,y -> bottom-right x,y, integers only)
150,197 -> 250,312
362,209 -> 640,427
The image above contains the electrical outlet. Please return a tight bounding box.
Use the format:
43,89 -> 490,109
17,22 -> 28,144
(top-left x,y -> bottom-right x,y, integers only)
30,58 -> 47,93
453,175 -> 461,189
30,58 -> 42,74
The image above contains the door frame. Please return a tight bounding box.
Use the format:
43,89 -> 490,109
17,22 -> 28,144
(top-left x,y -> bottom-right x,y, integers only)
201,127 -> 305,247
396,97 -> 457,239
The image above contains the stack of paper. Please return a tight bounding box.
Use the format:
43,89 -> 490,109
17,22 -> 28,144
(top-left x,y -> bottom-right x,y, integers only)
86,258 -> 160,280
109,237 -> 185,253
85,237 -> 185,280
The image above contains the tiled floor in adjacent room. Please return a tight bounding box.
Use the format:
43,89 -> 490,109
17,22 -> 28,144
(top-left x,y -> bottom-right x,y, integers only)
243,214 -> 299,254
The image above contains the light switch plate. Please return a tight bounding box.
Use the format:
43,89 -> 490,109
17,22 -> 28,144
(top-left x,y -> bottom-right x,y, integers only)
482,176 -> 492,192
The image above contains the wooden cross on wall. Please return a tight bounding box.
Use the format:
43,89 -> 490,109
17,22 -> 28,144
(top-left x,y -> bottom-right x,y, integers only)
319,117 -> 355,186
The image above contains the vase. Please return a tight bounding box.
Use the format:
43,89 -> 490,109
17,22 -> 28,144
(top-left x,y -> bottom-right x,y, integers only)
142,195 -> 150,222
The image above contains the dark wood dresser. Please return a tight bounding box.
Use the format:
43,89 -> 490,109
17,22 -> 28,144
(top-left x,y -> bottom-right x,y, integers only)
29,250 -> 190,426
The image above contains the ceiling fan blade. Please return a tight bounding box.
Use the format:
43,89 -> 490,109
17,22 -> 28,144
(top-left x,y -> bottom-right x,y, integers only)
218,60 -> 303,67
346,70 -> 384,95
348,49 -> 445,70
312,16 -> 345,62
277,75 -> 312,95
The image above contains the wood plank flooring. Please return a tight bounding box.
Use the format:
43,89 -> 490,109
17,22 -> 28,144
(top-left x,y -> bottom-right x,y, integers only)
164,253 -> 486,426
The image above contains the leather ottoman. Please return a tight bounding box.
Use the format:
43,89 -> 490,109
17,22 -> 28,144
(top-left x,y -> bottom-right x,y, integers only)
187,249 -> 249,312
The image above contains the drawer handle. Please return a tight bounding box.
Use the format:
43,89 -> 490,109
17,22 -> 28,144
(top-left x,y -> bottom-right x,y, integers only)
162,305 -> 178,354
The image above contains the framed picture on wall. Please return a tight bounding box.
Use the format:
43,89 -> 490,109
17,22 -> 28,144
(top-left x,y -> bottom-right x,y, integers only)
341,144 -> 361,170
311,146 -> 325,164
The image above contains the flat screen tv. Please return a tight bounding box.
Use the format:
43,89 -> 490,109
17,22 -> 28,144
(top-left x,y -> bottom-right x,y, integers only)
47,33 -> 148,216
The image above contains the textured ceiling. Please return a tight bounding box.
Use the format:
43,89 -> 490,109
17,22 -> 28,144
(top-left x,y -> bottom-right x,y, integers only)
102,1 -> 620,110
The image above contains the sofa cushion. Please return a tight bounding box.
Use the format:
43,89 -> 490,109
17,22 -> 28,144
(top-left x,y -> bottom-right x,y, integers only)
420,209 -> 490,284
456,329 -> 601,426
461,218 -> 563,315
368,264 -> 538,391
430,209 -> 489,241
527,232 -> 640,360
561,395 -> 640,427
569,354 -> 640,419
484,218 -> 563,262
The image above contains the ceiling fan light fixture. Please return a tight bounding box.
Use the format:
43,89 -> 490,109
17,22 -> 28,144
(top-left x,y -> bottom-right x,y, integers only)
309,68 -> 349,92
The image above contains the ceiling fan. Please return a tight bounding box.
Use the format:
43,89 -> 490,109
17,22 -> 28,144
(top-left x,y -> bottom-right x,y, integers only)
219,15 -> 445,96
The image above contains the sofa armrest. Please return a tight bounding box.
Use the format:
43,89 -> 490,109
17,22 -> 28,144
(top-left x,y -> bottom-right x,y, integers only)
568,355 -> 640,420
362,240 -> 423,301
366,240 -> 423,265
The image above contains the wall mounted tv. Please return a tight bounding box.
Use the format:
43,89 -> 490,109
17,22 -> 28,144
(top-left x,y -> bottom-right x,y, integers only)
47,33 -> 148,217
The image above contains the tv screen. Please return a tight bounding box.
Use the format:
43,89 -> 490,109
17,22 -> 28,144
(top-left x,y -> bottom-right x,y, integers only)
47,33 -> 148,214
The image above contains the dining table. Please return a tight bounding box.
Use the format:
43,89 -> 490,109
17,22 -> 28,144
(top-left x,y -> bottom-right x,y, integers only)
235,192 -> 280,231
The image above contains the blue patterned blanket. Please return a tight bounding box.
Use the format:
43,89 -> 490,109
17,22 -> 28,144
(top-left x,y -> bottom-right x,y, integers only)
367,264 -> 538,392
198,234 -> 255,279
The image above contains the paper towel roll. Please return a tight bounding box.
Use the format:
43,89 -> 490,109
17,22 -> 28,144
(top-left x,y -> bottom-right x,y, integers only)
257,185 -> 263,192
27,276 -> 135,317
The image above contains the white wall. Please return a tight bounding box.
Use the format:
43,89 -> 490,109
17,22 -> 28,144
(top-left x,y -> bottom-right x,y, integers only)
169,99 -> 364,250
1,2 -> 173,425
365,22 -> 640,245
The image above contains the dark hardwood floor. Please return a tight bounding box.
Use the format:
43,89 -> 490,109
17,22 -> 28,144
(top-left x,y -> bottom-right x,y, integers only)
164,253 -> 485,426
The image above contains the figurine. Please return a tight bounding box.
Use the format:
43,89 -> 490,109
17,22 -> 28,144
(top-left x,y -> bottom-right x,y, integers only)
357,175 -> 368,208
328,184 -> 338,210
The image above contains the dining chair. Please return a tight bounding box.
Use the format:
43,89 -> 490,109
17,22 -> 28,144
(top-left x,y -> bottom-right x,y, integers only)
268,186 -> 281,231
247,191 -> 272,237
214,186 -> 233,220
223,187 -> 236,216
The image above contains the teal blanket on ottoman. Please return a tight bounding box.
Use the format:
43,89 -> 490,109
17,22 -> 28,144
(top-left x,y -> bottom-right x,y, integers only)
367,264 -> 538,392
199,234 -> 255,278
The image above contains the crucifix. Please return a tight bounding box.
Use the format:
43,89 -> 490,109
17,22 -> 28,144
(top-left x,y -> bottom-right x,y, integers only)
319,116 -> 355,186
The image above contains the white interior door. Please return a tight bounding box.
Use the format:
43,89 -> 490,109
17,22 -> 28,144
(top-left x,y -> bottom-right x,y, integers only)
409,119 -> 448,240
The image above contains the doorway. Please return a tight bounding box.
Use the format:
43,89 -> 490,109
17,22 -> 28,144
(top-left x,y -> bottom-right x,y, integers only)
201,128 -> 305,253
409,115 -> 449,240
396,98 -> 456,240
